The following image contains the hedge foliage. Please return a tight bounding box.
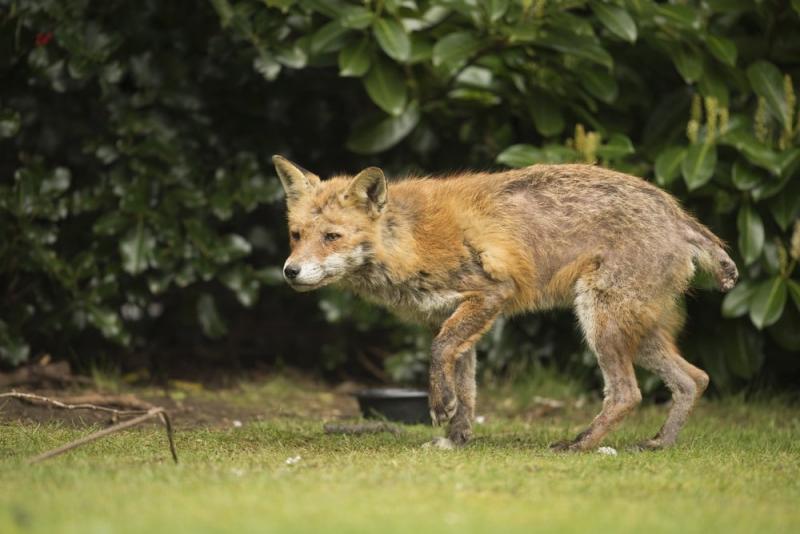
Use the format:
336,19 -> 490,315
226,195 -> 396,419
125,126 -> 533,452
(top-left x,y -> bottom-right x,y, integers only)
2,0 -> 800,390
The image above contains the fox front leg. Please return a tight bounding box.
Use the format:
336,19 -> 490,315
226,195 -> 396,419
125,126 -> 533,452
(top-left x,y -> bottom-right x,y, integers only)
429,293 -> 505,427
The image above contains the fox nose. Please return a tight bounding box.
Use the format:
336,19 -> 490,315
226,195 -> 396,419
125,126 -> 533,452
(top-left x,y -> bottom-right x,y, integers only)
284,265 -> 300,280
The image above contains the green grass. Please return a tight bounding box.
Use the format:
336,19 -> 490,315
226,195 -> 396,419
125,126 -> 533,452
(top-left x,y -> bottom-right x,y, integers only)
1,388 -> 799,533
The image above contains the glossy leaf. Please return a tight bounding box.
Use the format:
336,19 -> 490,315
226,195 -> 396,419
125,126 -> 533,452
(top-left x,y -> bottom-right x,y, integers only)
485,0 -> 509,23
672,46 -> 702,83
788,279 -> 800,310
197,294 -> 227,339
592,2 -> 637,43
339,38 -> 371,77
597,134 -> 634,159
373,18 -> 411,62
432,31 -> 481,73
346,102 -> 420,154
655,146 -> 686,186
682,143 -> 717,190
580,68 -> 618,103
747,61 -> 791,127
769,178 -> 800,231
721,280 -> 755,318
120,221 -> 156,275
749,276 -> 787,329
731,160 -> 762,191
340,5 -> 374,29
363,58 -> 407,115
706,35 -> 737,66
310,20 -> 349,55
737,204 -> 764,265
528,97 -> 564,137
536,29 -> 613,68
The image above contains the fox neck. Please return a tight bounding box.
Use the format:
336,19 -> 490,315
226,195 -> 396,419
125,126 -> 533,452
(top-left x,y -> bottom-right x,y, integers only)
353,203 -> 422,287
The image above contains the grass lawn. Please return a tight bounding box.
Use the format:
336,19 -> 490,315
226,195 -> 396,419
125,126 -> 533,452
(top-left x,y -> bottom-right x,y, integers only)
1,378 -> 798,533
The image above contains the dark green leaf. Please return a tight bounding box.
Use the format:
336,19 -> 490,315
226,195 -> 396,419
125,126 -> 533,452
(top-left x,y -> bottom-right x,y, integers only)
720,128 -> 782,175
768,304 -> 800,350
485,0 -> 509,23
0,109 -> 21,138
788,279 -> 800,310
731,160 -> 762,191
655,146 -> 686,186
340,5 -> 374,29
0,322 -> 30,365
747,61 -> 791,127
253,55 -> 281,81
769,178 -> 800,231
275,44 -> 308,69
737,204 -> 764,265
592,2 -> 637,43
339,38 -> 372,77
432,31 -> 481,73
363,58 -> 407,115
721,280 -> 755,318
528,96 -> 564,137
310,20 -> 349,55
197,294 -> 228,339
653,4 -> 700,30
536,29 -> 613,68
302,0 -> 348,18
597,134 -> 634,160
373,18 -> 411,62
706,35 -> 737,66
496,144 -> 540,168
120,220 -> 156,275
682,143 -> 717,190
496,144 -> 578,167
752,175 -> 790,202
87,305 -> 125,342
725,320 -> 764,379
222,267 -> 260,307
749,276 -> 787,329
672,46 -> 702,83
409,35 -> 433,63
580,68 -> 618,103
346,102 -> 420,154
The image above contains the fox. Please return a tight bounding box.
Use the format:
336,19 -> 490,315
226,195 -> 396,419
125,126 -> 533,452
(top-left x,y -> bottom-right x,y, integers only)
273,155 -> 738,451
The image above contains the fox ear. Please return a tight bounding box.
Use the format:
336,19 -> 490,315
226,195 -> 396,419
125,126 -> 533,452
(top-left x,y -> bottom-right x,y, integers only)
272,155 -> 320,203
341,167 -> 387,216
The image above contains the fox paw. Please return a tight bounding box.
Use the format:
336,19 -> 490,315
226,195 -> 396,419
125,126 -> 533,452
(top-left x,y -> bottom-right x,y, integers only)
447,425 -> 472,447
422,437 -> 456,450
429,372 -> 457,426
429,396 -> 458,427
631,437 -> 673,452
549,439 -> 586,453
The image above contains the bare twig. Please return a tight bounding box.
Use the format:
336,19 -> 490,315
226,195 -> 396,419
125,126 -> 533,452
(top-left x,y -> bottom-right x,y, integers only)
0,391 -> 148,416
1,391 -> 178,464
27,407 -> 178,465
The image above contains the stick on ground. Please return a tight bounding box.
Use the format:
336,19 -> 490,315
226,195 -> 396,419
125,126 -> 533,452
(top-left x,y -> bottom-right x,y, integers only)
0,391 -> 178,464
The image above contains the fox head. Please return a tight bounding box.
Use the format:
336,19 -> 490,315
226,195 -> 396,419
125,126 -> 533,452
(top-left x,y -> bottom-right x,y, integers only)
273,155 -> 387,291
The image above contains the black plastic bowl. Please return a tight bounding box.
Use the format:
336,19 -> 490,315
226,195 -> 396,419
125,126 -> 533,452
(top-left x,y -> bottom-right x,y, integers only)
354,388 -> 430,425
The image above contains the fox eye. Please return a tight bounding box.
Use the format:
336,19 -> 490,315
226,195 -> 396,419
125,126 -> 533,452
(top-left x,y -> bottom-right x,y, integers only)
290,231 -> 300,241
324,232 -> 341,242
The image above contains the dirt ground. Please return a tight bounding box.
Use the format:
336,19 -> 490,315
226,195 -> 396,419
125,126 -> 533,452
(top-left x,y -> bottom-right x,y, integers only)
0,368 -> 364,430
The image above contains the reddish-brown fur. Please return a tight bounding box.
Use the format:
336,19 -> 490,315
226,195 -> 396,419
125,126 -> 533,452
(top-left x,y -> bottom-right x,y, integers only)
274,156 -> 738,451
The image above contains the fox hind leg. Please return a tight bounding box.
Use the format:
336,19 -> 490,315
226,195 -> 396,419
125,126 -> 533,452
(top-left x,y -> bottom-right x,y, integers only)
635,329 -> 708,450
448,348 -> 476,446
552,290 -> 643,452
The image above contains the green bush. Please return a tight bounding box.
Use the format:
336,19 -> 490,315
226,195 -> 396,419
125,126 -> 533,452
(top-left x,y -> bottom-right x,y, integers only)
2,0 -> 799,391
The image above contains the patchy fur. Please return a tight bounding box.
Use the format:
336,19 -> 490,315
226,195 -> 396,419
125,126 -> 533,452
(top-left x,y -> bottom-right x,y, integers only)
274,156 -> 738,450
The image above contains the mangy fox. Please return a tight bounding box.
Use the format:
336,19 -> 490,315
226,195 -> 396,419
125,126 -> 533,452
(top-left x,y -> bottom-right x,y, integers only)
273,155 -> 738,451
